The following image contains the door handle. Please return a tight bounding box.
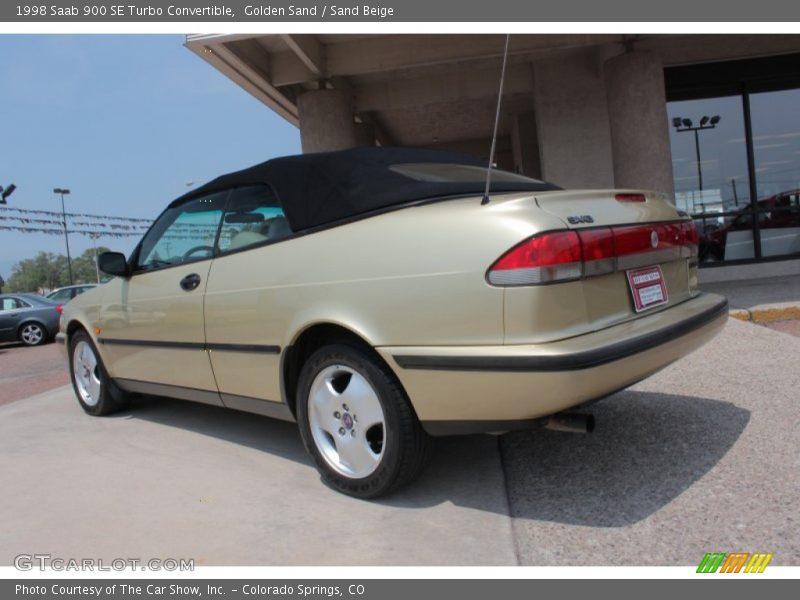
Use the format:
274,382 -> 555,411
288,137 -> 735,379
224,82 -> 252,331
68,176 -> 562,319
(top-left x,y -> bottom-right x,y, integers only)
180,273 -> 201,291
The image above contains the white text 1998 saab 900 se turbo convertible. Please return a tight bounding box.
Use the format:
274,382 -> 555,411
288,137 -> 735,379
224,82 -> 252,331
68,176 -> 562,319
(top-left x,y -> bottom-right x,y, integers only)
58,147 -> 727,498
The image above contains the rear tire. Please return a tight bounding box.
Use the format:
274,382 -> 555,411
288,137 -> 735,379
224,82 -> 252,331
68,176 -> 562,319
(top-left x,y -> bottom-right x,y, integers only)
18,322 -> 47,346
69,329 -> 131,416
297,343 -> 432,499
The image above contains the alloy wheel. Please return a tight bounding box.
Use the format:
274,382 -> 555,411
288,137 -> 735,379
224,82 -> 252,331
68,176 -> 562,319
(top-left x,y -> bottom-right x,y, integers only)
307,364 -> 386,478
72,340 -> 102,407
20,324 -> 44,345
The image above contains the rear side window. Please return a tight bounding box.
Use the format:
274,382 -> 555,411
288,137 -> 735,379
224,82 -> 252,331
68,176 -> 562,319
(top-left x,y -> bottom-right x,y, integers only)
217,185 -> 291,254
1,297 -> 29,311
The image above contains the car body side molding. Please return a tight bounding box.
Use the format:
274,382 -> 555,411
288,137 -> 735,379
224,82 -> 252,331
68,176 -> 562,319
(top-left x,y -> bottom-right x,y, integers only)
98,337 -> 280,354
114,378 -> 294,421
114,378 -> 223,406
99,338 -> 205,350
208,342 -> 282,354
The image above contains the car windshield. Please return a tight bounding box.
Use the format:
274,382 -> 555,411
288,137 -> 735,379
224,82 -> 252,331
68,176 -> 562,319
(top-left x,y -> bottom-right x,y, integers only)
137,191 -> 228,270
47,288 -> 73,302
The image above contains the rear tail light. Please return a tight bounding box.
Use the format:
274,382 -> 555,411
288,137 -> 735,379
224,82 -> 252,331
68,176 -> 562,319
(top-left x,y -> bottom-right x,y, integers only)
681,220 -> 699,258
577,228 -> 615,276
55,305 -> 63,315
682,221 -> 699,244
613,222 -> 681,254
488,219 -> 699,286
487,231 -> 582,285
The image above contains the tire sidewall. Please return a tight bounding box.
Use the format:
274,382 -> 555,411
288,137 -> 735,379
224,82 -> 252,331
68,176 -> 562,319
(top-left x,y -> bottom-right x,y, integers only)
297,344 -> 405,498
68,330 -> 114,415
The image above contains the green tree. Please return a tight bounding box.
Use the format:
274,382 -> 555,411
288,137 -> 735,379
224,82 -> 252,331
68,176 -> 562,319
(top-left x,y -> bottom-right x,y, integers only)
6,252 -> 68,292
5,247 -> 112,293
70,246 -> 113,284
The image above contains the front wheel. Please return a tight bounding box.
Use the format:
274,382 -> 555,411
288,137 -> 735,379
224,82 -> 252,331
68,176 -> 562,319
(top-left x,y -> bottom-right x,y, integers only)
69,330 -> 131,416
297,344 -> 432,499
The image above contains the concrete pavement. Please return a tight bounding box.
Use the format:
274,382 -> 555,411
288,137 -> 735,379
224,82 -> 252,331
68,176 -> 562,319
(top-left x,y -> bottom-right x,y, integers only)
0,386 -> 514,566
503,318 -> 800,565
0,317 -> 797,566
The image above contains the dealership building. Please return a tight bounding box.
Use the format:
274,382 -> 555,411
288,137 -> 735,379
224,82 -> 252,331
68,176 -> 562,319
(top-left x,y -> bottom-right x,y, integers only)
186,34 -> 800,281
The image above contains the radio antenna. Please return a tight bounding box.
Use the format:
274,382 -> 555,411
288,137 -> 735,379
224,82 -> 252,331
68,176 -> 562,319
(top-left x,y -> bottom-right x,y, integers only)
481,34 -> 511,206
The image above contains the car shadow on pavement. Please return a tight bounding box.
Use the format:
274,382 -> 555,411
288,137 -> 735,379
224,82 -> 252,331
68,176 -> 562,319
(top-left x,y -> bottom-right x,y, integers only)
496,390 -> 750,527
119,393 -> 517,513
116,395 -> 313,466
114,389 -> 748,524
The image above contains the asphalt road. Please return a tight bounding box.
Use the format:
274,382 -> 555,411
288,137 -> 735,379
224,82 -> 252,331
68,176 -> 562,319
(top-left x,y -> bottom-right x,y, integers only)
0,318 -> 797,565
703,275 -> 800,310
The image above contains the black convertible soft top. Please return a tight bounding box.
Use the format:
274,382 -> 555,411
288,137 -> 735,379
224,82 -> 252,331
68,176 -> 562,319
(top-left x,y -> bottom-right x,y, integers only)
173,146 -> 559,231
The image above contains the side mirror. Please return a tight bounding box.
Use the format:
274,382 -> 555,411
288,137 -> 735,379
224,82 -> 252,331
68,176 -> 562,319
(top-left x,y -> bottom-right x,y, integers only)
98,252 -> 130,277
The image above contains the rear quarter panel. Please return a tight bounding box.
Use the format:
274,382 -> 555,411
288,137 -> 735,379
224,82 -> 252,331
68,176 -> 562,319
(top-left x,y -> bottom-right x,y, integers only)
203,194 -> 557,403
204,192 -> 563,350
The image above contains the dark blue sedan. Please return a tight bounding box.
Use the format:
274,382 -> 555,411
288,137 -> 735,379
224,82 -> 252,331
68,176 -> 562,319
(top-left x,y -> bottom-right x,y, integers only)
0,293 -> 61,346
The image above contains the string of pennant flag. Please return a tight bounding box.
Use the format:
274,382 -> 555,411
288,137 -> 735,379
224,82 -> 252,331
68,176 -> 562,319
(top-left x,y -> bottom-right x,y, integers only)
0,224 -> 142,238
0,205 -> 153,223
0,224 -> 221,241
0,206 -> 222,240
0,214 -> 150,230
0,205 -> 154,239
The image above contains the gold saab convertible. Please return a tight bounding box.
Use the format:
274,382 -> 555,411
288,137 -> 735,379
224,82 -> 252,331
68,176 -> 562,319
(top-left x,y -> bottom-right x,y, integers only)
59,147 -> 727,498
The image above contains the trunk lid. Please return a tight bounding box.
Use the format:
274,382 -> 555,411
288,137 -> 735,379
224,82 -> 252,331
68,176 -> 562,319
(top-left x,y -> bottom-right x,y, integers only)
534,189 -> 681,227
499,190 -> 700,344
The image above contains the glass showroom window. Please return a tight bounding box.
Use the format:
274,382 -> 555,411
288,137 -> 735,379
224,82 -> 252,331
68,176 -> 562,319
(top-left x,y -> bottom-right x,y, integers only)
749,88 -> 800,259
667,95 -> 752,263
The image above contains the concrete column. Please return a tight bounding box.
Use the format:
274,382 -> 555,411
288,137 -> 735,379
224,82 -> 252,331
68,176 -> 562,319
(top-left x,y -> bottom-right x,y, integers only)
511,111 -> 541,177
605,51 -> 675,196
297,89 -> 374,153
532,47 -> 615,189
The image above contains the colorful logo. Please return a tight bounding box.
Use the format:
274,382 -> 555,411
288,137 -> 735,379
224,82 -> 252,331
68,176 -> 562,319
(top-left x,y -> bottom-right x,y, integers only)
697,552 -> 773,573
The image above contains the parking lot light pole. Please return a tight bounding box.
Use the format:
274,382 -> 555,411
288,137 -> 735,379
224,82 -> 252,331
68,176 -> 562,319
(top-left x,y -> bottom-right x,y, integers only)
53,187 -> 74,285
90,233 -> 101,283
671,115 -> 721,193
0,183 -> 17,204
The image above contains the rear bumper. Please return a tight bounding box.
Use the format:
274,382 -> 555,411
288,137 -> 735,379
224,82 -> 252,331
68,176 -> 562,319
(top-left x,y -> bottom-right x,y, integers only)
377,293 -> 728,435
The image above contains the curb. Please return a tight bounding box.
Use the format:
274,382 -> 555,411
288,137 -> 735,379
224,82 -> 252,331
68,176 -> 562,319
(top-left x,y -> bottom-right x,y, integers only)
729,303 -> 800,323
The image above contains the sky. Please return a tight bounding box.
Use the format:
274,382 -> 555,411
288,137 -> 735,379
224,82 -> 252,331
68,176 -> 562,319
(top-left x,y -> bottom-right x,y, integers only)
0,35 -> 301,280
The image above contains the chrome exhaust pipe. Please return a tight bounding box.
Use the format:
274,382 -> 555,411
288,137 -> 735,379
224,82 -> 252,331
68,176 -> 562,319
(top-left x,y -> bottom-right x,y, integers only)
544,412 -> 595,434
